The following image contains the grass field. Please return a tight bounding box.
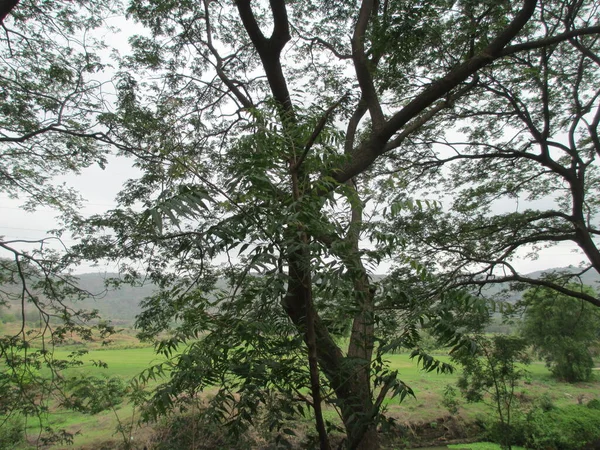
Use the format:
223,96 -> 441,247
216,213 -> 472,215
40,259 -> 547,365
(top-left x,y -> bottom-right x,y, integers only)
7,331 -> 600,449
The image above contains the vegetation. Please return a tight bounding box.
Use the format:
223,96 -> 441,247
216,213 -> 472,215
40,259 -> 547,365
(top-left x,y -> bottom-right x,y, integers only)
453,335 -> 531,450
520,285 -> 600,382
0,0 -> 599,449
523,404 -> 600,449
388,0 -> 600,307
0,0 -> 122,443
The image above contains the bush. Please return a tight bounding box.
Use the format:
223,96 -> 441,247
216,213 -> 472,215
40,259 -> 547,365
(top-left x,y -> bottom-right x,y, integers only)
525,405 -> 600,449
548,342 -> 594,382
587,399 -> 600,410
484,415 -> 528,448
0,417 -> 25,450
441,384 -> 460,415
151,412 -> 255,450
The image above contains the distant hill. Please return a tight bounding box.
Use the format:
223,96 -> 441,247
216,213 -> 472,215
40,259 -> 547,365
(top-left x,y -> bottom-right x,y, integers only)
525,266 -> 600,287
71,273 -> 157,324
2,267 -> 599,326
478,266 -> 600,304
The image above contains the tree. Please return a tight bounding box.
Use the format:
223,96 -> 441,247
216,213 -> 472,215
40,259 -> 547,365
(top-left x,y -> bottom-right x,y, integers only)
64,1 -> 600,448
0,1 -> 120,444
520,285 -> 600,382
385,0 -> 600,308
453,335 -> 530,450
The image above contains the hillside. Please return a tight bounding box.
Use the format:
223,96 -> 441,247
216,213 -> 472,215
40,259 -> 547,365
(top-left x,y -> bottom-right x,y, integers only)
479,266 -> 600,303
71,273 -> 156,324
2,267 -> 599,326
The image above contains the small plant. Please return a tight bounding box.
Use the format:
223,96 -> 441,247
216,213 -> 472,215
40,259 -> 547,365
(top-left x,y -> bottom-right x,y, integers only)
453,335 -> 530,450
535,393 -> 555,412
441,384 -> 460,415
0,417 -> 25,450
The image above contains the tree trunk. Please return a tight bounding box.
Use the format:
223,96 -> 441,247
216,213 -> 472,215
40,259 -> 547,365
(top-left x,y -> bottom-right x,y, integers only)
283,237 -> 381,450
337,375 -> 379,450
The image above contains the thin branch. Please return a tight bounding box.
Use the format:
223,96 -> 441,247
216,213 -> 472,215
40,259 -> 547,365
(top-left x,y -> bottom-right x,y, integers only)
500,25 -> 600,57
294,94 -> 348,171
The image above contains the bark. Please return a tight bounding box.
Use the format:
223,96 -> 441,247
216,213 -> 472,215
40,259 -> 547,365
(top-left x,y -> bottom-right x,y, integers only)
287,169 -> 331,449
0,0 -> 19,23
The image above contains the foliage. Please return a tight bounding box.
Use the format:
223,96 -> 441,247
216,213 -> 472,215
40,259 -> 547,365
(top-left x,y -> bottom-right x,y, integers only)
151,412 -> 255,450
448,444 -> 526,450
0,0 -> 121,444
69,1 -> 600,448
384,0 -> 600,309
453,335 -> 531,450
524,405 -> 600,449
1,0 -> 599,448
441,384 -> 461,416
63,375 -> 128,414
0,417 -> 26,450
0,0 -> 116,211
587,399 -> 600,410
520,285 -> 600,382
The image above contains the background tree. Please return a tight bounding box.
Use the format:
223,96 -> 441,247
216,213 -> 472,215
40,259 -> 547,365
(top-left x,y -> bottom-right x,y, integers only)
453,335 -> 531,450
386,0 -> 600,308
0,1 -> 121,444
520,284 -> 600,382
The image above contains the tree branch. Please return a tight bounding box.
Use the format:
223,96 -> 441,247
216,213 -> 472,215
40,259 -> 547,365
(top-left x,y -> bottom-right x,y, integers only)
294,94 -> 348,171
454,274 -> 600,308
500,25 -> 600,57
201,0 -> 253,109
333,0 -> 539,184
351,0 -> 385,128
235,0 -> 294,118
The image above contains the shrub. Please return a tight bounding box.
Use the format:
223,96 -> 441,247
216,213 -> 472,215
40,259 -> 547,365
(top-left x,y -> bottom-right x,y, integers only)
525,405 -> 600,449
151,412 -> 255,450
441,384 -> 460,415
0,417 -> 25,450
587,399 -> 600,411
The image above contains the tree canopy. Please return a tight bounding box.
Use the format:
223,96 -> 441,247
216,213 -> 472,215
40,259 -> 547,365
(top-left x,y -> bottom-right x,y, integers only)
0,0 -> 120,444
390,0 -> 600,306
1,0 -> 600,448
521,284 -> 600,382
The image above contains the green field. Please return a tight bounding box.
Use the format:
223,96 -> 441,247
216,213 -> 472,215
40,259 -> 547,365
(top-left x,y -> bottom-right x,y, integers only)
8,340 -> 600,449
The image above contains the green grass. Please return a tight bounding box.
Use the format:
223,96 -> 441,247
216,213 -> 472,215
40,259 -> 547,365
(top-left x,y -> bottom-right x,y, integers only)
8,340 -> 600,449
8,346 -> 166,449
55,346 -> 165,379
448,443 -> 526,450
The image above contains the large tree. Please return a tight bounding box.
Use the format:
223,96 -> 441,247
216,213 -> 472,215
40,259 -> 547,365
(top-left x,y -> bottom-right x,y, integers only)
387,0 -> 600,307
70,1 -> 600,449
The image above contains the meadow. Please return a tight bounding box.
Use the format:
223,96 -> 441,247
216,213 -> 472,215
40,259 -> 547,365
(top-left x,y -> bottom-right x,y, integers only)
14,331 -> 597,450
